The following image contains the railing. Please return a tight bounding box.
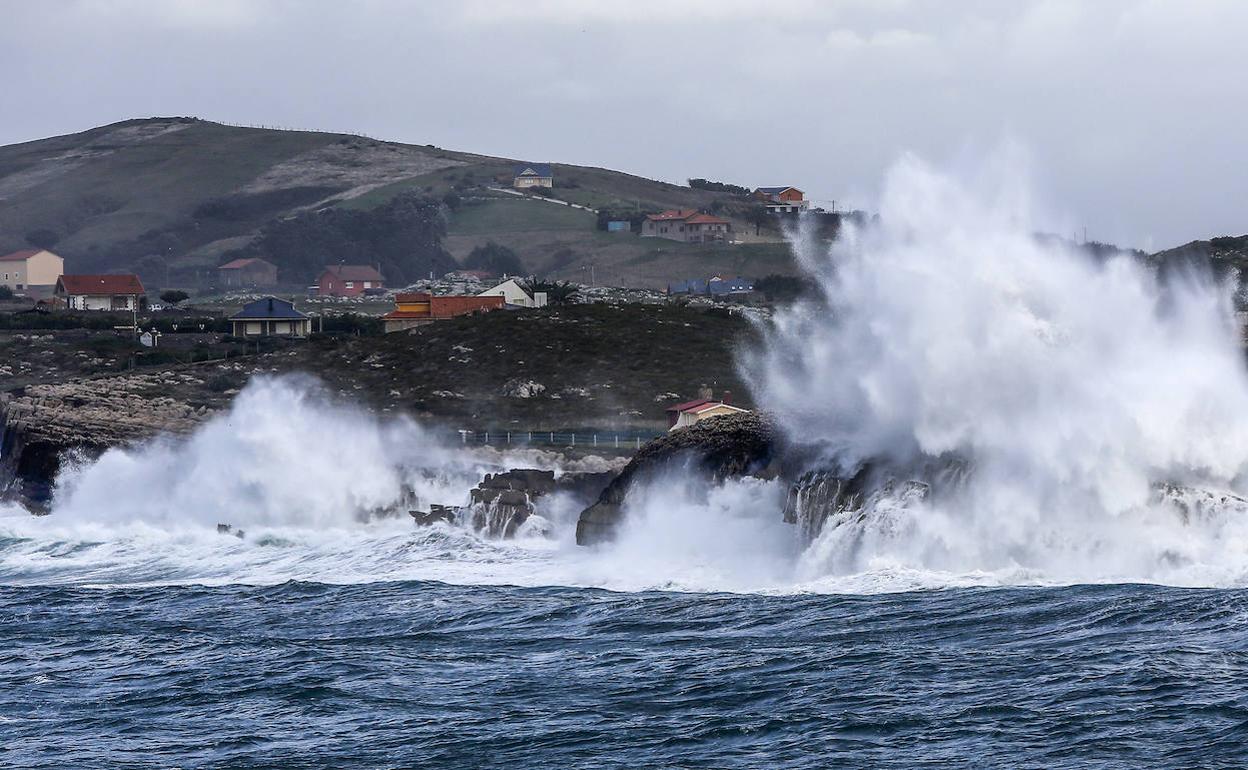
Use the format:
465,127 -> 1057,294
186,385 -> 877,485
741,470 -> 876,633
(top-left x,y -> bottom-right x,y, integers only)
457,429 -> 664,452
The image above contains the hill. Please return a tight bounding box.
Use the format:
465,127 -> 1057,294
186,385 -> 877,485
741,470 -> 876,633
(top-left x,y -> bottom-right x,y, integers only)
0,117 -> 799,290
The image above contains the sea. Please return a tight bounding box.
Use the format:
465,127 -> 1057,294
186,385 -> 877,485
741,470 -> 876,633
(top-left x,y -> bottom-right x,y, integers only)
2,514 -> 1247,769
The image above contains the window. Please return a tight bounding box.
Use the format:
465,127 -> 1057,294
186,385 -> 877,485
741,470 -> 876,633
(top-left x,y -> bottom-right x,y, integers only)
345,281 -> 354,288
363,281 -> 372,288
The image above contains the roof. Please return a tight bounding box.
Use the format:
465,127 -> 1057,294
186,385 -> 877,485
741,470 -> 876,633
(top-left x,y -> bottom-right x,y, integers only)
646,209 -> 699,222
755,186 -> 800,195
708,276 -> 755,294
0,249 -> 41,262
322,264 -> 384,282
666,398 -> 714,413
219,257 -> 275,270
685,213 -> 730,225
56,274 -> 145,295
514,163 -> 553,178
688,402 -> 748,415
230,296 -> 308,320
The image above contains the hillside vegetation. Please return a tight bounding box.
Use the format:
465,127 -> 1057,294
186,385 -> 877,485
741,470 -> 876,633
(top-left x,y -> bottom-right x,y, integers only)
0,117 -> 799,290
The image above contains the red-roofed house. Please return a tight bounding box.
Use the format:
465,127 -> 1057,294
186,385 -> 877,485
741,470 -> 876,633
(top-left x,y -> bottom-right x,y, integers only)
55,274 -> 145,311
218,257 -> 278,289
641,210 -> 731,243
0,249 -> 64,293
317,264 -> 385,297
666,395 -> 749,431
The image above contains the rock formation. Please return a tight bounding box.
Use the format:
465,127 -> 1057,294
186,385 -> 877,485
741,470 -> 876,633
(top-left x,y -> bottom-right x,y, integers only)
576,411 -> 779,545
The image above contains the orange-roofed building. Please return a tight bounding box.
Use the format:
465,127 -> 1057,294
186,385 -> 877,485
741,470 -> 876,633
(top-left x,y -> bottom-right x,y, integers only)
382,292 -> 505,333
641,210 -> 731,243
218,257 -> 278,289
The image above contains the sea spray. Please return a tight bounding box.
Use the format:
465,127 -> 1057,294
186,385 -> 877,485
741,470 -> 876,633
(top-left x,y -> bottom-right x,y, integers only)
746,152 -> 1248,585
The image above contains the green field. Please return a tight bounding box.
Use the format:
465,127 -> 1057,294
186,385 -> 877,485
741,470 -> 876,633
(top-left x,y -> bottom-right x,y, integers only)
448,198 -> 595,235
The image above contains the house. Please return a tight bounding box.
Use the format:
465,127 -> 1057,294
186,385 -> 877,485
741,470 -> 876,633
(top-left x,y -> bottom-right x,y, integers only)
229,296 -> 311,337
641,210 -> 732,243
666,393 -> 749,431
382,292 -> 505,333
478,278 -> 548,308
708,275 -> 756,299
54,274 -> 145,311
218,257 -> 278,289
0,249 -> 65,293
317,265 -> 384,297
513,163 -> 554,190
753,187 -> 809,214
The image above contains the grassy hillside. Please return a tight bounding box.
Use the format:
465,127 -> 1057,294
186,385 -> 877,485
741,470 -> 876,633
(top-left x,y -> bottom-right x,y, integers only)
0,117 -> 797,290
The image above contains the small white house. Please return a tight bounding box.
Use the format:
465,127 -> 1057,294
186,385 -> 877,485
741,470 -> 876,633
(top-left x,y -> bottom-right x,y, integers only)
478,278 -> 548,308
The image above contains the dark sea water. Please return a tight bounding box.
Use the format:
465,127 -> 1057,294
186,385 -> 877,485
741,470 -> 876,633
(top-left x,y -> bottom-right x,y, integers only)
2,581 -> 1247,769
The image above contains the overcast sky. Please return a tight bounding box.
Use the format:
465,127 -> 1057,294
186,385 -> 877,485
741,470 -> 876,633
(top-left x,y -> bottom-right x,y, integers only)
2,0 -> 1245,249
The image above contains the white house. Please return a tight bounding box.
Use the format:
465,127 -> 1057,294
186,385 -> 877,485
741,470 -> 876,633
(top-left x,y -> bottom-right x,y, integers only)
478,278 -> 548,308
0,249 -> 65,293
54,274 -> 145,311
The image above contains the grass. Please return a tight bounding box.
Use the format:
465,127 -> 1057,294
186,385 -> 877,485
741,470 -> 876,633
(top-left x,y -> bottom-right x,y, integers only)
448,198 -> 595,235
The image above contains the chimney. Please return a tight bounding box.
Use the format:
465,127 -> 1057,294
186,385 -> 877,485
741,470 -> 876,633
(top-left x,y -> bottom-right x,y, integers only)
722,390 -> 732,405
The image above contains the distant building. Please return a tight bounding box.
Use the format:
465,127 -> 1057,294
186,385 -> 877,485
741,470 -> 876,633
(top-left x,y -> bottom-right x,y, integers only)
317,265 -> 384,297
478,278 -> 548,308
0,249 -> 64,293
54,274 -> 145,311
382,292 -> 505,333
753,187 -> 808,214
708,275 -> 756,299
513,163 -> 554,190
229,296 -> 311,337
218,257 -> 278,289
666,393 -> 749,431
668,276 -> 755,299
641,210 -> 731,243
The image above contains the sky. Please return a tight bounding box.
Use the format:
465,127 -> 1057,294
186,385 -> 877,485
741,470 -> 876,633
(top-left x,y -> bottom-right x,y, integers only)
1,0 -> 1245,249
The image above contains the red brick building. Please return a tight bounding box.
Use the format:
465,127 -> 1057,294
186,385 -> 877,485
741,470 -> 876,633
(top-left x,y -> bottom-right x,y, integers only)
317,265 -> 384,297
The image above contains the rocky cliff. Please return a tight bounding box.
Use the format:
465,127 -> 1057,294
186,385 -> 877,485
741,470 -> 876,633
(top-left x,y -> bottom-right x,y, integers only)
575,411 -> 780,545
0,372 -> 223,510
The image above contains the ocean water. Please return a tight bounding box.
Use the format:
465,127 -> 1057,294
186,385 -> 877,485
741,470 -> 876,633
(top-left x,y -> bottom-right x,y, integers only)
2,576 -> 1247,768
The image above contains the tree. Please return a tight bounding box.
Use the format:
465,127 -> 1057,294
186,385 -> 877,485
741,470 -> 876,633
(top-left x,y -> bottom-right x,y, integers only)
160,290 -> 190,306
0,286 -> 13,300
744,204 -> 771,236
465,241 -> 525,277
520,278 -> 580,305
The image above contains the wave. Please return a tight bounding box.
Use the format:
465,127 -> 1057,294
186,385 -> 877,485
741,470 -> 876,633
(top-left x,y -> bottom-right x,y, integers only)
6,150 -> 1248,595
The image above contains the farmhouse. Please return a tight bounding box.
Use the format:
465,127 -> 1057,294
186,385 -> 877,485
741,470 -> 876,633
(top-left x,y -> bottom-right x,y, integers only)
382,292 -> 505,333
641,210 -> 731,243
0,249 -> 65,293
229,296 -> 311,337
753,186 -> 808,213
54,274 -> 145,311
218,257 -> 278,289
479,278 -> 548,308
317,264 -> 384,297
513,163 -> 554,190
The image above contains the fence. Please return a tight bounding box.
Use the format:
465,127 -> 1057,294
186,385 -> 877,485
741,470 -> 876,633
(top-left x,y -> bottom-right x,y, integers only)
457,429 -> 665,452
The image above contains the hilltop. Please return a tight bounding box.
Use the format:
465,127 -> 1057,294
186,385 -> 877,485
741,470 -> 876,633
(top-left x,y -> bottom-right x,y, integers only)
0,117 -> 798,290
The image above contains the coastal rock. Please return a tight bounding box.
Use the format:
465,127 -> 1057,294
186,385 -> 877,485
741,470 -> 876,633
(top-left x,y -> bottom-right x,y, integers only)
501,379 -> 546,398
575,411 -> 778,545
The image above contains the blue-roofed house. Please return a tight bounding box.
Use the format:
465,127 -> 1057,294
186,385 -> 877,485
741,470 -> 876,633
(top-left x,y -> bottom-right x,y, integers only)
229,296 -> 311,338
513,163 -> 554,190
708,276 -> 756,298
